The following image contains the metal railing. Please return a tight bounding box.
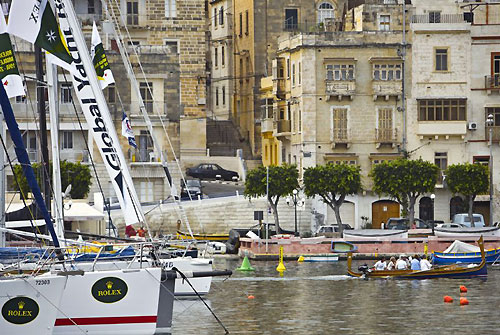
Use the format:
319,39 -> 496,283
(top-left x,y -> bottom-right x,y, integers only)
332,128 -> 348,142
411,14 -> 466,24
485,75 -> 500,89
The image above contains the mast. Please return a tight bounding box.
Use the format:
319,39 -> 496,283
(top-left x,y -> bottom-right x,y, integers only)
401,0 -> 407,155
46,59 -> 65,245
35,46 -> 51,220
0,111 -> 5,248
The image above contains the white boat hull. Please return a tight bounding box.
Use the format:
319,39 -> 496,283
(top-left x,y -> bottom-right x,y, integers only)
434,227 -> 500,238
301,255 -> 339,262
0,275 -> 67,335
49,268 -> 163,335
343,229 -> 408,239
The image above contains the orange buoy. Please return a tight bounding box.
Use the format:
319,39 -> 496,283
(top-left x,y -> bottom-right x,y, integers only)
459,285 -> 468,293
248,295 -> 255,299
460,297 -> 469,305
443,296 -> 453,303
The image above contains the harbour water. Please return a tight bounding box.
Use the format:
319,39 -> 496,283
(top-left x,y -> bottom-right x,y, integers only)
170,259 -> 500,335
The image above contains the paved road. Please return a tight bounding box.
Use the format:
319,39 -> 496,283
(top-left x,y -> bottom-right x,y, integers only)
200,180 -> 245,199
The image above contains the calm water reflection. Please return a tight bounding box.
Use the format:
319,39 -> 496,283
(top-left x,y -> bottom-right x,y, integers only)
171,259 -> 500,335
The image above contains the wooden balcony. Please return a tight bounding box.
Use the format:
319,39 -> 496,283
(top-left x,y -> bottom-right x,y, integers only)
274,119 -> 291,138
272,78 -> 286,100
372,81 -> 401,101
261,118 -> 274,133
326,81 -> 355,101
331,128 -> 350,148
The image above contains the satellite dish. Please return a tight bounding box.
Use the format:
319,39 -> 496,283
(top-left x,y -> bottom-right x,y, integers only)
63,184 -> 72,198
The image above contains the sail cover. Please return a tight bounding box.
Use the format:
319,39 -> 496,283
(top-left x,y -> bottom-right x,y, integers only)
0,83 -> 60,247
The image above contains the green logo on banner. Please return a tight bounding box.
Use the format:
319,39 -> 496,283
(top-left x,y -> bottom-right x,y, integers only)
2,297 -> 39,325
91,277 -> 128,303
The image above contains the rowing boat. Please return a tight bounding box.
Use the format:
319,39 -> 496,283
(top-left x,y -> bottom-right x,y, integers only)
347,236 -> 487,279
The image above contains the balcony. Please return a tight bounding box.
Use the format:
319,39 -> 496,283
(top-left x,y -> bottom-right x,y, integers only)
376,128 -> 398,148
331,128 -> 350,148
372,81 -> 401,101
274,119 -> 291,138
411,14 -> 466,24
417,122 -> 467,139
485,75 -> 500,94
411,14 -> 469,32
261,118 -> 274,133
272,78 -> 286,100
325,81 -> 355,101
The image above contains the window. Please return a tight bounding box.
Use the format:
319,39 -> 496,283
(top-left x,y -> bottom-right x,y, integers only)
219,7 -> 224,25
435,152 -> 447,184
239,13 -> 243,36
15,95 -> 26,103
140,82 -> 153,113
486,107 -> 500,140
222,86 -> 226,105
127,1 -> 139,25
165,0 -> 176,18
106,84 -> 116,104
378,108 -> 393,141
213,7 -> 217,27
261,98 -> 273,119
245,10 -> 249,35
61,84 -> 72,103
429,11 -> 441,23
379,15 -> 390,31
492,53 -> 500,88
239,58 -> 243,83
215,87 -> 219,106
88,0 -> 95,14
418,99 -> 466,121
138,130 -> 153,162
318,2 -> 334,24
214,47 -> 218,67
246,56 -> 250,78
221,46 -> 225,66
292,63 -> 296,86
332,108 -> 348,141
326,64 -> 354,81
435,48 -> 448,71
165,40 -> 178,54
373,64 -> 401,81
284,8 -> 298,30
62,131 -> 73,149
298,62 -> 301,85
473,156 -> 490,166
286,59 -> 290,78
298,110 -> 302,132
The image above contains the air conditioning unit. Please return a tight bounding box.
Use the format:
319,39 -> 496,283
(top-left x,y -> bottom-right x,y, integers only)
468,122 -> 478,130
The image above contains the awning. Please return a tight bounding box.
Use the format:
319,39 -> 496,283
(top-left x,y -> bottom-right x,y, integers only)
64,203 -> 104,221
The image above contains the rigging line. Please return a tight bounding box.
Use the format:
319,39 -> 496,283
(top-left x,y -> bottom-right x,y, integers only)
0,131 -> 42,244
172,267 -> 230,334
59,70 -> 115,231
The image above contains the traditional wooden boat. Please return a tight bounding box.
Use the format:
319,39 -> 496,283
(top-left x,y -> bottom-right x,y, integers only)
176,230 -> 229,242
347,237 -> 487,279
433,240 -> 500,265
331,241 -> 358,253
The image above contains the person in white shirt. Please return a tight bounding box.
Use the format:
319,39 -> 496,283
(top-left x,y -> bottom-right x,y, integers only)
373,257 -> 387,270
387,257 -> 397,270
420,256 -> 432,271
395,256 -> 408,270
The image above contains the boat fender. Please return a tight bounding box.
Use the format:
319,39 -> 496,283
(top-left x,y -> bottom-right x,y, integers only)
459,297 -> 469,305
443,296 -> 453,303
459,285 -> 467,293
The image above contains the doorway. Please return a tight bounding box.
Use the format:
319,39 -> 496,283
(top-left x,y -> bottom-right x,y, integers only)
372,200 -> 399,229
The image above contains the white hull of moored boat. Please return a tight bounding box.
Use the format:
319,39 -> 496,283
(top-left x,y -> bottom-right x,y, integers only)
434,226 -> 500,238
49,268 -> 163,335
0,275 -> 67,335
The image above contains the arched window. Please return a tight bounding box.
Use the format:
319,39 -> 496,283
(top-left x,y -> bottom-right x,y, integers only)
450,196 -> 465,220
419,197 -> 433,222
318,2 -> 335,24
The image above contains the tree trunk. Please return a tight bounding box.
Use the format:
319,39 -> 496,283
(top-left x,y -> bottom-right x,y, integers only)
331,204 -> 344,238
269,201 -> 280,233
468,196 -> 475,227
408,196 -> 416,228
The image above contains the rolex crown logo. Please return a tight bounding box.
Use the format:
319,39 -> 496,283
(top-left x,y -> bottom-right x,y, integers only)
18,301 -> 25,310
106,281 -> 113,289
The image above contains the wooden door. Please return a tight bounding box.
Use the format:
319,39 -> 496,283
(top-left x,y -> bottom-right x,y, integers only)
372,201 -> 400,228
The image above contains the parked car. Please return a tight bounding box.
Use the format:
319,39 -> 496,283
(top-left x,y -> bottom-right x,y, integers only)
386,218 -> 428,230
186,163 -> 239,181
452,213 -> 485,227
181,179 -> 203,198
425,220 -> 444,228
315,224 -> 353,237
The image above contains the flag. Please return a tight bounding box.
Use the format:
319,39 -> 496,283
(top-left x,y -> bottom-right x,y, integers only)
0,6 -> 25,98
7,0 -> 74,74
122,112 -> 137,148
91,22 -> 114,89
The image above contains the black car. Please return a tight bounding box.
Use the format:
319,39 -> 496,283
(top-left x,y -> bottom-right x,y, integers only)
386,218 -> 429,230
181,179 -> 203,198
186,163 -> 239,181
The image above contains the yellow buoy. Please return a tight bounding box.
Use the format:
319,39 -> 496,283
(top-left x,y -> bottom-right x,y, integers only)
276,246 -> 286,276
297,256 -> 305,262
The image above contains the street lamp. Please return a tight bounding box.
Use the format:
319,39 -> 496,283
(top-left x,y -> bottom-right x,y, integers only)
286,189 -> 305,236
430,193 -> 435,235
487,114 -> 494,226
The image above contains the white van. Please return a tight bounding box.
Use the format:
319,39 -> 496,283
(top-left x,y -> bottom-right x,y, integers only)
452,213 -> 485,227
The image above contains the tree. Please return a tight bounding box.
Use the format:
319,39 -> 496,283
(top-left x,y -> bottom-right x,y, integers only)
13,161 -> 92,199
445,163 -> 489,226
370,158 -> 439,226
303,163 -> 362,237
244,164 -> 299,232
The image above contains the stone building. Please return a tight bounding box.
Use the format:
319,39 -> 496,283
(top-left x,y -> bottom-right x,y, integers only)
4,0 -> 207,204
261,0 -> 409,229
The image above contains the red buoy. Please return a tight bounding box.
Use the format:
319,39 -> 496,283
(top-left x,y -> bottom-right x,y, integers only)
460,285 -> 468,293
444,296 -> 453,303
248,295 -> 255,299
460,297 -> 469,305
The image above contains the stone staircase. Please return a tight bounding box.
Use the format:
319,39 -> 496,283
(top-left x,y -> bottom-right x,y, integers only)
206,120 -> 253,159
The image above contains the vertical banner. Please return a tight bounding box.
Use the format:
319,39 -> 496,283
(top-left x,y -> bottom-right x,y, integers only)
0,6 -> 25,98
